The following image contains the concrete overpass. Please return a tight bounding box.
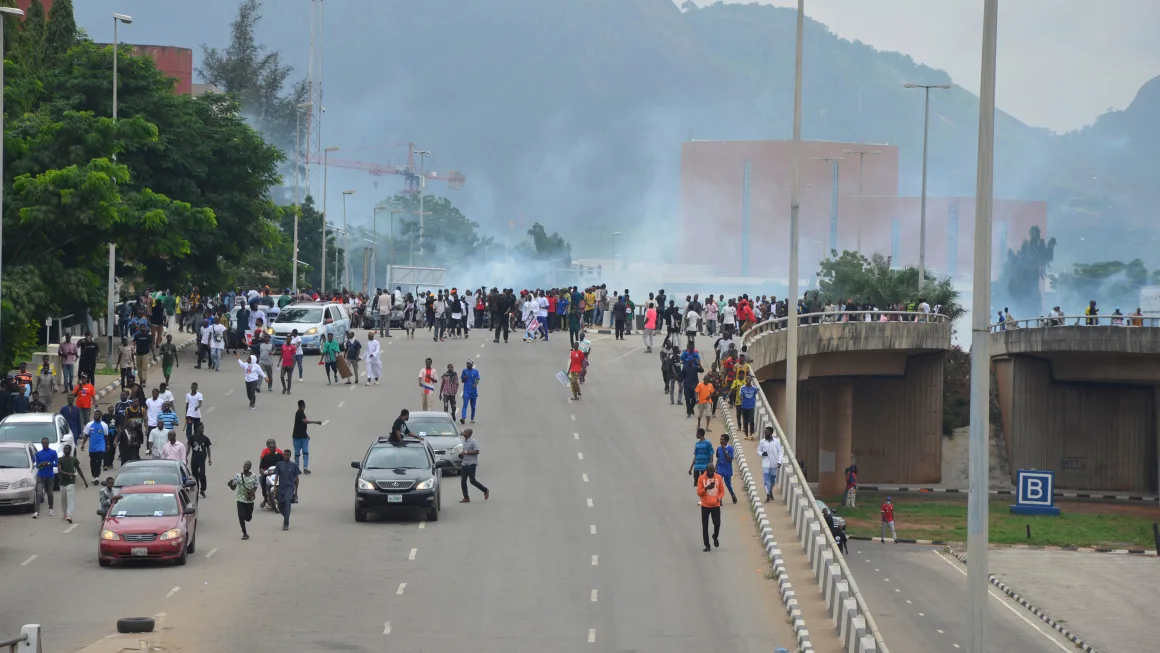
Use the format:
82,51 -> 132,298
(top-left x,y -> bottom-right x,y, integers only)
743,312 -> 952,496
991,319 -> 1160,493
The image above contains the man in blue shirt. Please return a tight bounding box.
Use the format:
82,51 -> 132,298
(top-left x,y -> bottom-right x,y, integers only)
33,437 -> 59,518
59,394 -> 83,440
715,434 -> 737,504
459,361 -> 481,424
80,410 -> 108,483
266,451 -> 301,530
738,378 -> 759,439
688,428 -> 714,486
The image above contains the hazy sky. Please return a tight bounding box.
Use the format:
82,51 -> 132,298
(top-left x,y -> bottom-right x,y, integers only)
687,0 -> 1160,133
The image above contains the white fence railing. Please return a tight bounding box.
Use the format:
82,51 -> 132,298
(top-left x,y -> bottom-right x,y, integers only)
0,625 -> 41,653
990,314 -> 1160,331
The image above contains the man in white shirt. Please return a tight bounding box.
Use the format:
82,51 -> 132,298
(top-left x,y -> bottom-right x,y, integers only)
722,302 -> 737,337
197,316 -> 213,368
236,353 -> 267,409
536,291 -> 550,341
160,430 -> 186,462
144,389 -> 165,431
157,382 -> 175,406
185,382 -> 203,441
684,310 -> 701,343
249,303 -> 267,331
209,317 -> 227,370
756,426 -> 784,503
364,333 -> 382,386
917,299 -> 930,323
376,291 -> 393,337
290,331 -> 304,380
148,425 -> 169,458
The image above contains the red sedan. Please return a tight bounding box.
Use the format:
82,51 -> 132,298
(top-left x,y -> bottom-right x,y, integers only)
98,485 -> 198,567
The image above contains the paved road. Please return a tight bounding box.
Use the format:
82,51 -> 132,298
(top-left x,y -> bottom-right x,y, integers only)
846,542 -> 1077,653
2,329 -> 794,652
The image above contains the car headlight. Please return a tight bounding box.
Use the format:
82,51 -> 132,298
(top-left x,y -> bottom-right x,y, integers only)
159,528 -> 183,541
357,477 -> 376,490
266,328 -> 275,335
100,530 -> 121,541
305,327 -> 318,335
11,477 -> 33,489
414,478 -> 435,491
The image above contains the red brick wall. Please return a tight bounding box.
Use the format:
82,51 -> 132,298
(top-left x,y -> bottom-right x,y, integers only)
133,45 -> 193,96
16,0 -> 55,16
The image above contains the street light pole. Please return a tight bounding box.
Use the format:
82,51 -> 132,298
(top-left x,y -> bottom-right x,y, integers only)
293,102 -> 312,295
905,82 -> 951,291
414,149 -> 430,262
843,148 -> 881,253
322,146 -> 339,295
785,0 -> 805,452
341,190 -> 355,291
967,2 -> 999,652
112,14 -> 133,122
107,13 -> 131,364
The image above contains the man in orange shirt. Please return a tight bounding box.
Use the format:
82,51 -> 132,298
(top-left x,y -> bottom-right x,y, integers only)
73,374 -> 97,426
697,464 -> 726,552
567,343 -> 585,401
694,378 -> 715,431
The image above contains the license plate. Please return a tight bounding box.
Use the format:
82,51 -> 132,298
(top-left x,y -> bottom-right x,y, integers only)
387,495 -> 403,503
131,548 -> 149,557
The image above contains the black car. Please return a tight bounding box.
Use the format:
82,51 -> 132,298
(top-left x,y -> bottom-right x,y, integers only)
351,436 -> 449,522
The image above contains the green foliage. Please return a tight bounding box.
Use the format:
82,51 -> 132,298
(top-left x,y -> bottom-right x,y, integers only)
816,250 -> 964,321
1,302 -> 40,373
942,345 -> 969,435
518,222 -> 572,269
20,0 -> 46,71
276,196 -> 342,292
391,193 -> 495,268
995,226 -> 1055,316
43,0 -> 77,63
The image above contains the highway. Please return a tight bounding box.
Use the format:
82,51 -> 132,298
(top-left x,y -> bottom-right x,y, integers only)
845,542 -> 1077,653
1,329 -> 794,652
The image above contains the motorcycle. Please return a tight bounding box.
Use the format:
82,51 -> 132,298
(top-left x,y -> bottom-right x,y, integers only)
261,467 -> 280,511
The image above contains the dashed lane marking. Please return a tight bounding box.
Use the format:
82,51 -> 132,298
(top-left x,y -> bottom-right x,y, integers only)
322,419 -> 330,426
20,555 -> 36,566
408,548 -> 417,561
63,524 -> 78,534
396,583 -> 407,595
166,586 -> 180,598
226,389 -> 234,396
591,589 -> 598,602
590,524 -> 596,535
338,400 -> 346,408
937,629 -> 944,634
383,622 -> 392,635
591,555 -> 598,566
207,406 -> 216,413
577,453 -> 584,460
588,628 -> 596,643
206,547 -> 219,559
571,414 -> 576,421
582,473 -> 589,483
586,498 -> 594,507
574,432 -> 579,439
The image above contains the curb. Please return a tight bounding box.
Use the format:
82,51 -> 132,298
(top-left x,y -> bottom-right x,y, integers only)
93,335 -> 198,402
848,536 -> 1158,557
855,485 -> 1157,503
944,547 -> 1099,653
722,403 -> 814,653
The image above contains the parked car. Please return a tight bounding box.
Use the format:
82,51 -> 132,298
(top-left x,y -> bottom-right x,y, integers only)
0,441 -> 38,511
0,413 -> 76,488
97,484 -> 198,566
113,460 -> 198,509
352,435 -> 449,523
407,411 -> 463,474
267,302 -> 351,353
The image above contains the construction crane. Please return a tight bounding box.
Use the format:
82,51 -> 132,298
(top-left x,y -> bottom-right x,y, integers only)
306,142 -> 465,194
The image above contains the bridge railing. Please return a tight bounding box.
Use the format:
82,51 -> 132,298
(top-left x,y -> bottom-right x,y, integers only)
745,310 -> 951,341
990,314 -> 1160,331
1,625 -> 41,653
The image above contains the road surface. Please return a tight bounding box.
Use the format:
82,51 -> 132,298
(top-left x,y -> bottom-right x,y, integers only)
1,328 -> 794,652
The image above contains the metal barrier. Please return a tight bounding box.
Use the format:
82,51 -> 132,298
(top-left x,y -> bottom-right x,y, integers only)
745,309 -> 950,340
0,625 -> 41,653
990,314 -> 1160,331
740,322 -> 891,653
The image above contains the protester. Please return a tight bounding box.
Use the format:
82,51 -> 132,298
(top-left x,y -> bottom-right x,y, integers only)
458,428 -> 489,502
697,463 -> 726,552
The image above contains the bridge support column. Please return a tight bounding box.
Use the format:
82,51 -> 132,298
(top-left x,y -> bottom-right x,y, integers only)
820,378 -> 853,497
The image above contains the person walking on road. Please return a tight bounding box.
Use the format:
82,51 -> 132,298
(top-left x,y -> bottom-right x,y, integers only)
880,496 -> 897,543
458,428 -> 490,502
737,377 -> 758,439
229,461 -> 259,540
258,336 -> 275,392
161,430 -> 186,462
73,374 -> 96,426
79,410 -> 108,484
279,337 -> 297,394
57,444 -> 86,523
159,334 -> 179,386
184,382 -> 204,441
320,333 -> 341,384
188,423 -> 212,498
460,360 -> 480,424
266,450 -> 301,530
757,426 -> 783,502
32,437 -> 58,518
695,377 -> 715,431
715,434 -> 737,504
688,428 -> 713,486
236,352 -> 267,409
292,399 -> 321,474
418,358 -> 437,410
567,342 -> 585,401
440,364 -> 459,417
343,331 -> 362,385
697,464 -> 726,552
364,332 -> 382,386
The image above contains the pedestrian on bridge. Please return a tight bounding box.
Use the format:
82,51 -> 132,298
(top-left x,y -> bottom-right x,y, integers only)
697,463 -> 725,552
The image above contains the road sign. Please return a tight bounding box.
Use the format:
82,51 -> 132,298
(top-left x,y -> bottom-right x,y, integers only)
1010,469 -> 1060,516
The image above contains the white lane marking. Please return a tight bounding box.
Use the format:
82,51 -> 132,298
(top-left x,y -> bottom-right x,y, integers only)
894,589 -> 900,593
571,414 -> 576,421
350,384 -> 355,392
884,578 -> 890,582
321,419 -> 330,426
586,498 -> 594,507
480,344 -> 485,348
577,452 -> 584,460
591,589 -> 598,602
338,400 -> 346,408
918,612 -> 925,617
582,473 -> 589,483
226,388 -> 234,396
63,524 -> 78,534
20,555 -> 36,566
932,551 -> 1071,652
874,568 -> 880,572
953,645 -> 960,649
206,547 -> 219,559
166,586 -> 180,598
207,406 -> 216,413
383,622 -> 392,635
408,548 -> 417,561
906,600 -> 912,604
591,555 -> 598,566
418,521 -> 426,529
588,628 -> 596,643
937,629 -> 945,634
396,583 -> 407,595
600,346 -> 643,365
574,432 -> 579,440
865,559 -> 870,563
590,524 -> 596,535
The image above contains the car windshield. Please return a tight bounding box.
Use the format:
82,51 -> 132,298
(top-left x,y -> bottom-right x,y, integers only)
0,422 -> 56,444
407,419 -> 457,438
110,493 -> 180,518
0,449 -> 30,468
115,466 -> 181,488
365,446 -> 430,470
276,307 -> 323,324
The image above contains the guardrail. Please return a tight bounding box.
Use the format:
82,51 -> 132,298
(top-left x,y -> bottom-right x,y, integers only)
1,625 -> 41,653
740,323 -> 891,653
990,314 -> 1160,331
746,309 -> 951,340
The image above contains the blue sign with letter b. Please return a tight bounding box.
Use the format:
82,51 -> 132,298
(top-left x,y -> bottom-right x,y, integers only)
1011,469 -> 1060,516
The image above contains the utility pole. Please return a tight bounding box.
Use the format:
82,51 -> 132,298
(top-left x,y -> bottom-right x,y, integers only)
414,149 -> 430,262
108,13 -> 131,365
843,148 -> 881,253
905,82 -> 951,291
294,102 -> 312,295
784,0 -> 805,452
322,146 -> 339,294
342,190 -> 355,291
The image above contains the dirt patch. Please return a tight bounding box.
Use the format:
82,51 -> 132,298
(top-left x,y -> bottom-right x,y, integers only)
1056,500 -> 1160,519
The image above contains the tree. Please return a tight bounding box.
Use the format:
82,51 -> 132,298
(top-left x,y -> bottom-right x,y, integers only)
816,250 -> 965,321
1051,259 -> 1151,314
276,195 -> 342,292
43,0 -> 77,63
519,222 -> 572,269
20,0 -> 46,71
392,193 -> 495,268
995,225 -> 1055,317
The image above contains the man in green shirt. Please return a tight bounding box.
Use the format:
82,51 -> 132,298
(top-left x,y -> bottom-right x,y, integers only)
57,444 -> 87,523
159,334 -> 179,386
320,333 -> 341,385
229,460 -> 260,540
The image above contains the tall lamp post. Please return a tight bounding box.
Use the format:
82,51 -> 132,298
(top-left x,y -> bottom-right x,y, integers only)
785,0 -> 805,453
106,13 -> 132,367
413,149 -> 430,261
341,190 -> 355,291
293,101 -> 312,295
967,2 -> 999,651
372,204 -> 389,291
112,14 -> 133,121
842,148 -> 881,253
0,5 -> 24,361
321,145 -> 339,294
904,82 -> 951,291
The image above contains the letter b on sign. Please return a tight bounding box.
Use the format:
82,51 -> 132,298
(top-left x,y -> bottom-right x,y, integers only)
1025,477 -> 1044,501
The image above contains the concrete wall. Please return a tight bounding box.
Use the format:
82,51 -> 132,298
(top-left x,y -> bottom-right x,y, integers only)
749,321 -> 951,378
992,325 -> 1160,357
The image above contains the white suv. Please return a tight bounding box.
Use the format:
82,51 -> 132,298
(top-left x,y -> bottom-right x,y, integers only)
0,413 -> 76,488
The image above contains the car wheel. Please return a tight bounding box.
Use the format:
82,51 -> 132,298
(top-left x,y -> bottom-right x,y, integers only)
98,558 -> 111,568
174,546 -> 188,566
116,617 -> 155,634
427,504 -> 439,522
186,531 -> 196,554
355,505 -> 367,522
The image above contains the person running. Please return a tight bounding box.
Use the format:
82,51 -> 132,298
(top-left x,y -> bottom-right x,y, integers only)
364,332 -> 382,386
279,336 -> 297,394
343,331 -> 362,385
695,377 -> 715,431
320,333 -> 341,384
440,364 -> 459,418
57,444 -> 87,523
228,461 -> 260,540
236,352 -> 267,409
880,496 -> 897,543
258,335 -> 275,392
184,382 -> 203,441
292,399 -> 321,474
715,434 -> 737,504
188,423 -> 212,498
32,437 -> 58,518
78,410 -> 108,484
266,450 -> 300,530
460,360 -> 480,424
418,358 -> 437,410
697,462 -> 726,552
159,334 -> 179,386
567,342 -> 585,401
757,426 -> 783,502
457,428 -> 489,502
688,428 -> 713,486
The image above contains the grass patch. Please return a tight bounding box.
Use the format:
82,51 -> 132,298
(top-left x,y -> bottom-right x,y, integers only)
820,491 -> 1160,549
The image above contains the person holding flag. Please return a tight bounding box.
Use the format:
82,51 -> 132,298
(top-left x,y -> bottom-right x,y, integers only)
418,358 -> 438,411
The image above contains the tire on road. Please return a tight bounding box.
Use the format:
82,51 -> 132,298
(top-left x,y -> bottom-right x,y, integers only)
116,617 -> 155,634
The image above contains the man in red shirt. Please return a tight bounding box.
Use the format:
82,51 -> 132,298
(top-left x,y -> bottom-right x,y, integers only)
567,343 -> 585,401
697,464 -> 726,552
73,374 -> 97,425
880,496 -> 896,543
279,341 -> 297,394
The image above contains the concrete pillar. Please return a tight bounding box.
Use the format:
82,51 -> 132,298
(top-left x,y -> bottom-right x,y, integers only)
819,381 -> 838,494
821,378 -> 854,496
766,380 -> 787,427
